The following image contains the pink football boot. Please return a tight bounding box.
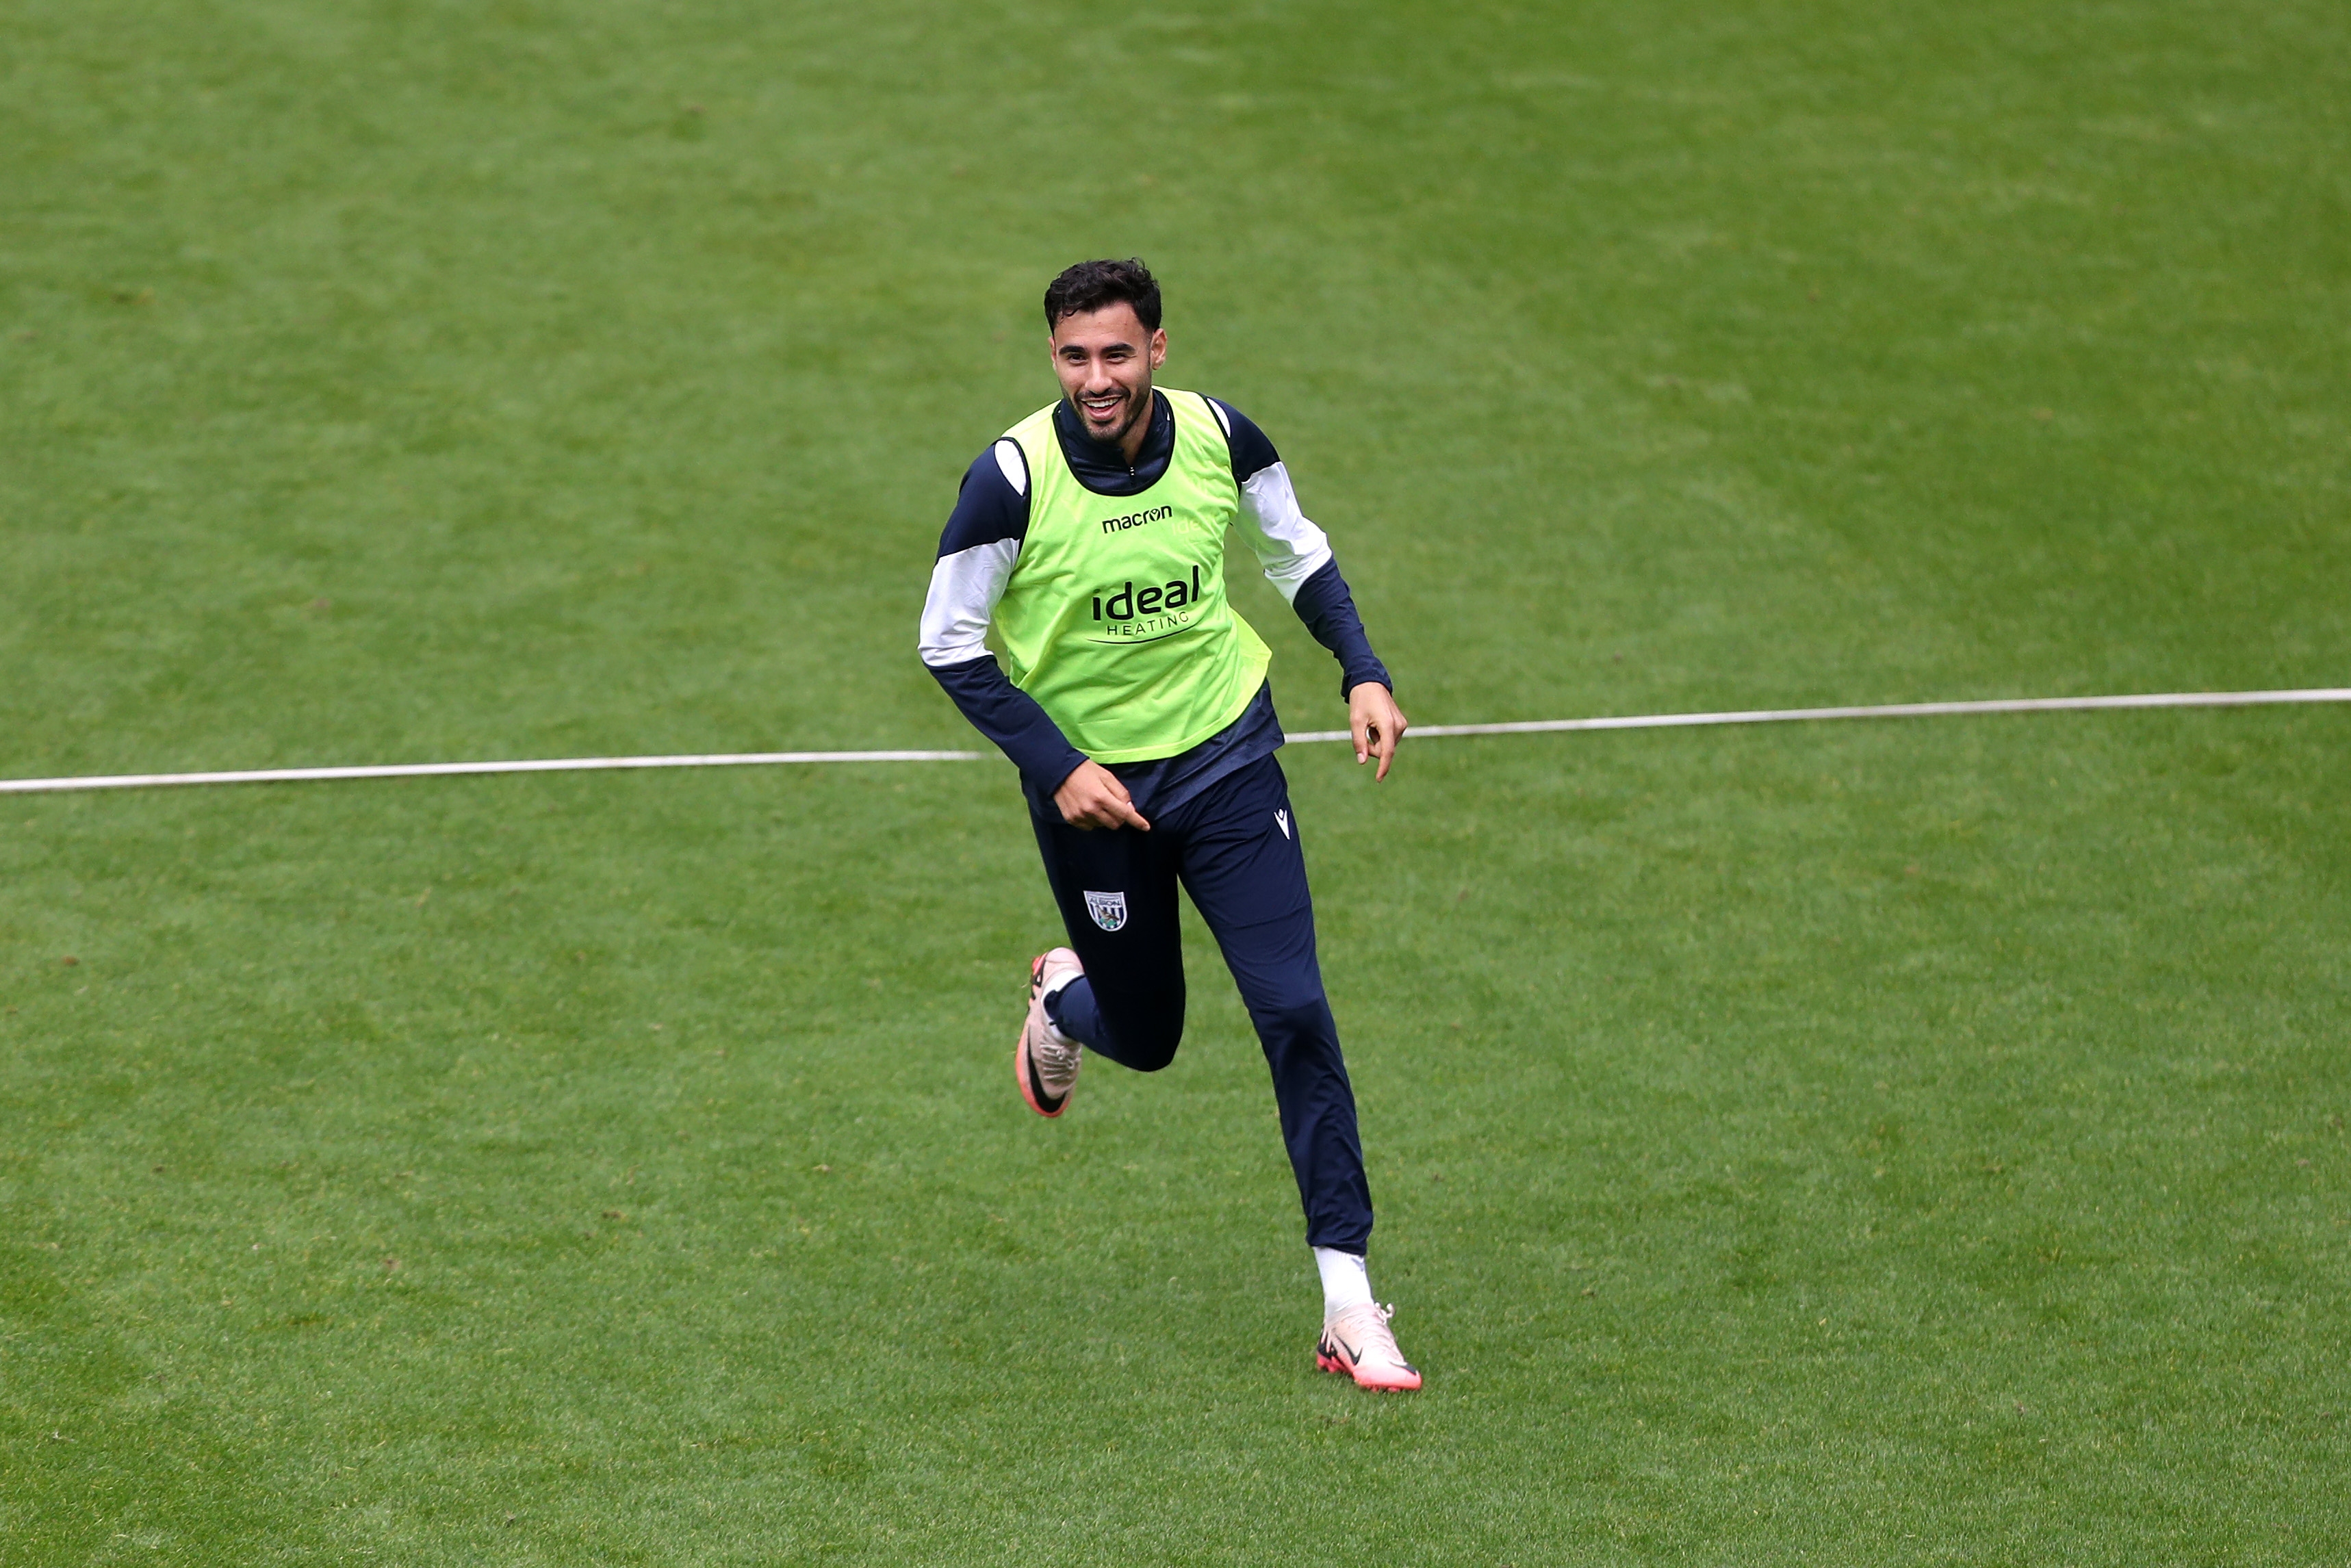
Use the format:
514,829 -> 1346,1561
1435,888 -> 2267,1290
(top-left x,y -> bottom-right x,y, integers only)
1317,1302 -> 1422,1391
1015,947 -> 1085,1118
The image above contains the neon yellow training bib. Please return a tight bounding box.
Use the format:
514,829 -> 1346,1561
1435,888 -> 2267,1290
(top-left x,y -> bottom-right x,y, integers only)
992,389 -> 1272,764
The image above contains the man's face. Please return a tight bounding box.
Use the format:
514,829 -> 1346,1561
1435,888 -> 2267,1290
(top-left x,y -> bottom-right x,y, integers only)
1049,303 -> 1167,449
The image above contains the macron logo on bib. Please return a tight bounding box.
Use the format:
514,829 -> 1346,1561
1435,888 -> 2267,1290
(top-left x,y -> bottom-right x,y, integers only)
1099,505 -> 1172,535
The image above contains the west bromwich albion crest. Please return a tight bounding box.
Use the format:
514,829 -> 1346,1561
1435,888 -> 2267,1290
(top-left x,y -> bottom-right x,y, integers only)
1084,890 -> 1128,932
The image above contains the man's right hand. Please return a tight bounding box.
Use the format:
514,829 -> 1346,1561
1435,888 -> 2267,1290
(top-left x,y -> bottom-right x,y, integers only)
1054,760 -> 1150,832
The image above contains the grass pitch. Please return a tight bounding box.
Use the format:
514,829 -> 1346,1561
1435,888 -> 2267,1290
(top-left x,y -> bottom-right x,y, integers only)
5,1 -> 2350,1562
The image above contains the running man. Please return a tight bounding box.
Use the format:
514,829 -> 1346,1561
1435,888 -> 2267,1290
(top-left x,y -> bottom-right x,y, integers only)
917,259 -> 1419,1391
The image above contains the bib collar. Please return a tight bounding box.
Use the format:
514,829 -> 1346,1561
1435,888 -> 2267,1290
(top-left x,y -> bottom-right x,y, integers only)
1053,389 -> 1175,497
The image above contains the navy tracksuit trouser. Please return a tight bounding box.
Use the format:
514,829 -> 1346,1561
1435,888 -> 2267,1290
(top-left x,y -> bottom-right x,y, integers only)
1029,753 -> 1373,1255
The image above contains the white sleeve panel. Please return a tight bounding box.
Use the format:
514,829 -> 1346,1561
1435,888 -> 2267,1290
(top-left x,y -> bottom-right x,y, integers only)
918,537 -> 1020,667
992,438 -> 1028,496
1234,461 -> 1333,604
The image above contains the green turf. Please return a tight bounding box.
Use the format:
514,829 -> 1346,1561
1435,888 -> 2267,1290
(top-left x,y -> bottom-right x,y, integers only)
4,0 -> 2349,1561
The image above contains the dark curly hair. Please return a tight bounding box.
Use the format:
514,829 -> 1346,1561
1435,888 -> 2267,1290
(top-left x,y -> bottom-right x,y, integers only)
1043,257 -> 1162,332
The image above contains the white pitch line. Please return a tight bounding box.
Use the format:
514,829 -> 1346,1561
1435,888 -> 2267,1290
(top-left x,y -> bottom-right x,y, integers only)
2,689 -> 2344,796
0,749 -> 986,796
1279,686 -> 2351,744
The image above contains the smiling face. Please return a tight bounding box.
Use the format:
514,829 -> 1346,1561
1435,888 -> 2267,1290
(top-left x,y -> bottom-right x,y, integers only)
1049,303 -> 1168,460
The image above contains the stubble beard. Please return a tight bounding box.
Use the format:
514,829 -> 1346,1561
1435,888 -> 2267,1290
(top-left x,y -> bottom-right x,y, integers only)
1075,383 -> 1148,449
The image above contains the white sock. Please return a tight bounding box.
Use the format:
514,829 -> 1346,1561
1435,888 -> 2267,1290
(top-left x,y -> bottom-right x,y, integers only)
1313,1247 -> 1374,1320
1038,979 -> 1077,1047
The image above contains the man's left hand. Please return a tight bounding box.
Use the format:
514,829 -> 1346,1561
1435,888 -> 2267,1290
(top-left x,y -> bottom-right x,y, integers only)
1347,682 -> 1408,782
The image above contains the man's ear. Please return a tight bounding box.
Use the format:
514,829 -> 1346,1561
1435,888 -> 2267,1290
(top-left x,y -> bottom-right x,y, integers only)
1149,327 -> 1168,368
